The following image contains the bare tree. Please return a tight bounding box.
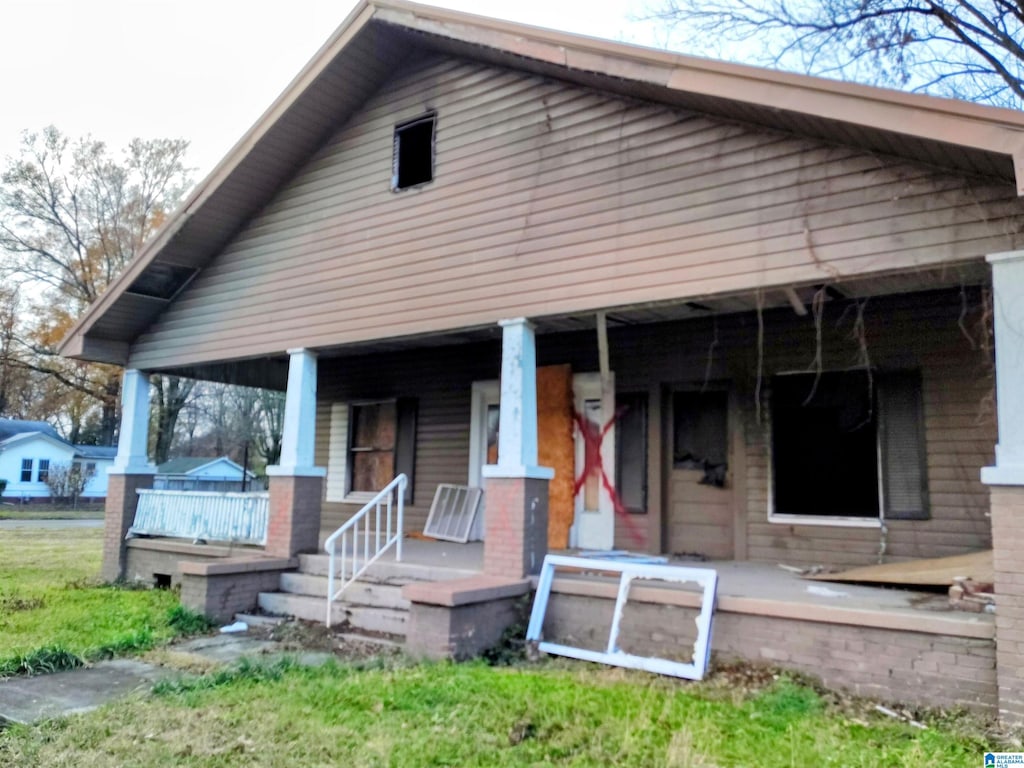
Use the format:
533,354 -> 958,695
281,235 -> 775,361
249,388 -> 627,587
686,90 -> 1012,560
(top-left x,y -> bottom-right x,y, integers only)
0,127 -> 193,444
150,375 -> 198,465
648,0 -> 1024,107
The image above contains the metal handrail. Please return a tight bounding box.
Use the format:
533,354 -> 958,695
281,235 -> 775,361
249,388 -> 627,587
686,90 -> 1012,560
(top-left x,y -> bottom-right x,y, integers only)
324,474 -> 406,627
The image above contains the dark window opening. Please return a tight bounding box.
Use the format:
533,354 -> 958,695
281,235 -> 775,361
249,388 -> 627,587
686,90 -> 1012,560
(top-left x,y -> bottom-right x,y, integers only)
154,573 -> 172,589
673,390 -> 728,487
615,393 -> 648,513
771,371 -> 878,517
393,113 -> 435,190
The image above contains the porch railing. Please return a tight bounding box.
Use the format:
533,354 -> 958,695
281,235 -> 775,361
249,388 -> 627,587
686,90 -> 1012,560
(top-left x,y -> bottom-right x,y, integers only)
130,489 -> 270,546
324,474 -> 406,627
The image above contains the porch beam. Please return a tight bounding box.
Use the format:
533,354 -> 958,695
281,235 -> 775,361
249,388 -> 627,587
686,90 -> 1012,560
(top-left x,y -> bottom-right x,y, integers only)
111,368 -> 155,474
982,249 -> 1024,486
268,348 -> 325,477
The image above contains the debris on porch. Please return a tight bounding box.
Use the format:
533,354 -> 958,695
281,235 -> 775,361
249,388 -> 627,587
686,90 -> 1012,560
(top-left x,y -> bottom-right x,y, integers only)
802,550 -> 993,587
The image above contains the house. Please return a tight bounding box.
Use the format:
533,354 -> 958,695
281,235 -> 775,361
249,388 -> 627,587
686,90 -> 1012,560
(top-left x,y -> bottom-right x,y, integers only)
58,1 -> 1024,720
154,456 -> 260,491
0,419 -> 115,499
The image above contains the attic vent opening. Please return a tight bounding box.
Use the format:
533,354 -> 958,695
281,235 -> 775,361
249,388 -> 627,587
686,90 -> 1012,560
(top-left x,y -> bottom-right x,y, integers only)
392,113 -> 436,191
127,263 -> 198,301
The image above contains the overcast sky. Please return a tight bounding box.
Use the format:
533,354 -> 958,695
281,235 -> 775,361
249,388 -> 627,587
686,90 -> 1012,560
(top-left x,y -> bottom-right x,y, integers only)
1,0 -> 671,180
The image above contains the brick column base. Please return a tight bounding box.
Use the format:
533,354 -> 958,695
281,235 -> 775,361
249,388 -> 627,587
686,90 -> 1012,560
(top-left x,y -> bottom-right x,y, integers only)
482,476 -> 549,578
267,474 -> 323,558
102,473 -> 153,583
992,485 -> 1024,724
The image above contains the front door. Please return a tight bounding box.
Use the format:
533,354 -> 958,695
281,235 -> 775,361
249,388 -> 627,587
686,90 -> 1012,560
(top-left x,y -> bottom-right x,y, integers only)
666,387 -> 734,559
572,372 -> 615,550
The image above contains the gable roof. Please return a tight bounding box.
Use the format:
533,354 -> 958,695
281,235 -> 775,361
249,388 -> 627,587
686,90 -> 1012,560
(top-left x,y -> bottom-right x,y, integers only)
0,430 -> 75,454
0,419 -> 62,443
156,456 -> 254,478
59,0 -> 1024,367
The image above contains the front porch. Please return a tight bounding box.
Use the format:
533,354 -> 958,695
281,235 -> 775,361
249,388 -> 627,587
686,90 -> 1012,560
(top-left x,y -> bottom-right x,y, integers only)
291,536 -> 998,713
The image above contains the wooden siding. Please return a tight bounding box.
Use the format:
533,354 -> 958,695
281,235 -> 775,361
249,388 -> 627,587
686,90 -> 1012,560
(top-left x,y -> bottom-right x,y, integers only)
127,54 -> 1023,370
312,288 -> 993,568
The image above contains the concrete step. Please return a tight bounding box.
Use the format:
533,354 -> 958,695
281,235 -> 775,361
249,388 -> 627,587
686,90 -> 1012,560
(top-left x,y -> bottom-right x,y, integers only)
257,591 -> 408,636
279,572 -> 410,610
299,553 -> 477,582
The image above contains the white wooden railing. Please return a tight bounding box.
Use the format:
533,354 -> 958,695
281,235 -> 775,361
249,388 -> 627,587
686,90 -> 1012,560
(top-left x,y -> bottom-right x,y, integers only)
324,474 -> 406,627
130,489 -> 270,545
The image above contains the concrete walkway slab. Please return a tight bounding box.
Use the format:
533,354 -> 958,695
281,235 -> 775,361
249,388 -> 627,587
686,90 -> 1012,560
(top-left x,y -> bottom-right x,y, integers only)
0,659 -> 170,725
0,630 -> 337,726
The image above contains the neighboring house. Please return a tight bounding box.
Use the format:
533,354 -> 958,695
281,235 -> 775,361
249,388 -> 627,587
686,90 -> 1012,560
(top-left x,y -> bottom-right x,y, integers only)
58,2 -> 1024,720
0,419 -> 115,499
153,456 -> 260,492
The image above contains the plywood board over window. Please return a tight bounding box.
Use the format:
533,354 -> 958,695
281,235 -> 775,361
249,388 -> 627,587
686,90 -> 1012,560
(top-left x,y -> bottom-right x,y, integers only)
538,364 -> 575,549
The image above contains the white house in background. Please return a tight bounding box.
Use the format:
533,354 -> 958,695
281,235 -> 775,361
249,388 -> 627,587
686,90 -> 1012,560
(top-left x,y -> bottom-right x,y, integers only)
153,456 -> 260,492
0,419 -> 116,499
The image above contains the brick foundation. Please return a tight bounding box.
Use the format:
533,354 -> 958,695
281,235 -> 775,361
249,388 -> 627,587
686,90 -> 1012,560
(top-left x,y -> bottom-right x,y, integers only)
482,476 -> 549,577
991,485 -> 1024,723
266,474 -> 323,558
403,576 -> 531,660
179,557 -> 295,624
102,473 -> 153,582
543,591 -> 996,714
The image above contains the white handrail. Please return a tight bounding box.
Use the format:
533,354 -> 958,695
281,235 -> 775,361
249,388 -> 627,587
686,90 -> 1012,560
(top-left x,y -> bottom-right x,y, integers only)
324,474 -> 406,627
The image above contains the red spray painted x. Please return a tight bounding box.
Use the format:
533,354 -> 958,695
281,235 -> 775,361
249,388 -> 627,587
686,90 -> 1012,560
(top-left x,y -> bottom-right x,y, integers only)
572,406 -> 645,546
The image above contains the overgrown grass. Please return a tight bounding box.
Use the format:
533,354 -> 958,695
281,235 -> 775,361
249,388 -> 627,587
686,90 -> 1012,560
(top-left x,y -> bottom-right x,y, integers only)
0,659 -> 996,767
0,528 -> 200,674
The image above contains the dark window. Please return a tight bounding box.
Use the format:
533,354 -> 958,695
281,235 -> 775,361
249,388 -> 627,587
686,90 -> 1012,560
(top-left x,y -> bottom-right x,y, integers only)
392,113 -> 436,190
37,459 -> 50,484
347,398 -> 417,503
673,391 -> 729,489
615,393 -> 648,513
771,370 -> 928,519
20,458 -> 32,482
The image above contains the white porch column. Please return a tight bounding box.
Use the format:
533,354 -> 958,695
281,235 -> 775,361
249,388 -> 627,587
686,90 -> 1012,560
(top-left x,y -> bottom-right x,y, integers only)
483,318 -> 554,481
111,368 -> 154,474
982,249 -> 1024,725
104,368 -> 155,582
267,348 -> 325,477
983,250 -> 1024,486
481,318 -> 553,578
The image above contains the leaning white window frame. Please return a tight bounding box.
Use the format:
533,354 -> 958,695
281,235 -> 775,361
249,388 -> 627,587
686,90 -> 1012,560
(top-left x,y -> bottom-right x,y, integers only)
526,555 -> 718,681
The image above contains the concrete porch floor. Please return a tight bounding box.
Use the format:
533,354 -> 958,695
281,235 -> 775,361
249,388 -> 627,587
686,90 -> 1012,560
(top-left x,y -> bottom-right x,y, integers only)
318,533 -> 993,637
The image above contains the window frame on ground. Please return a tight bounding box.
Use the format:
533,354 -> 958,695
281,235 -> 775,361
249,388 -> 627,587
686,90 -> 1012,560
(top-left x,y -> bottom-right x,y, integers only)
767,368 -> 928,527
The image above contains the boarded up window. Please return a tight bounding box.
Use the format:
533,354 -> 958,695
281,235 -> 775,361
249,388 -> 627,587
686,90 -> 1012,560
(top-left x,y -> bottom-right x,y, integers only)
326,399 -> 416,503
350,401 -> 397,493
615,393 -> 648,513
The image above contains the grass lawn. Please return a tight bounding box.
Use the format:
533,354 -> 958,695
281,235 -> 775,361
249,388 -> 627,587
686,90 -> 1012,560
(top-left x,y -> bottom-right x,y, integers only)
0,527 -> 193,674
0,658 -> 997,767
0,502 -> 104,520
